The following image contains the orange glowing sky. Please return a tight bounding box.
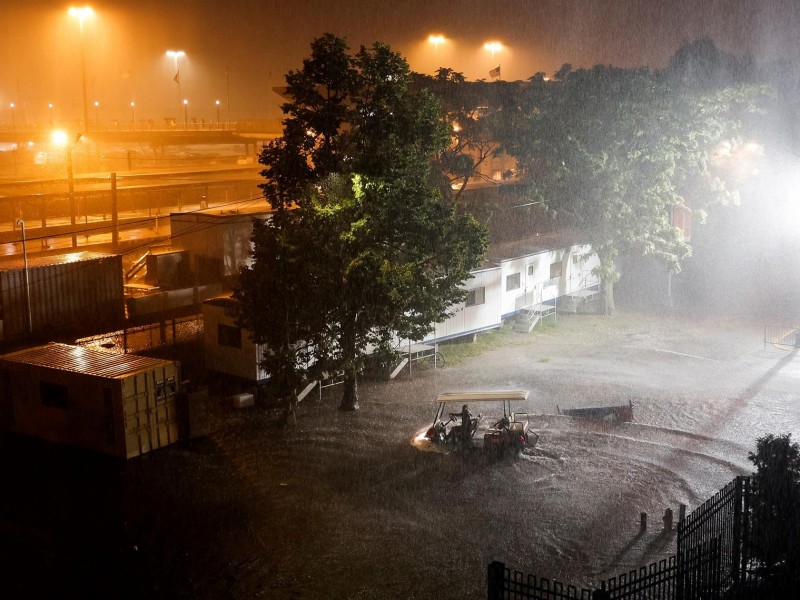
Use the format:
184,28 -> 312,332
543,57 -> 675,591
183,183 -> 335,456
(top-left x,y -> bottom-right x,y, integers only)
1,0 -> 798,125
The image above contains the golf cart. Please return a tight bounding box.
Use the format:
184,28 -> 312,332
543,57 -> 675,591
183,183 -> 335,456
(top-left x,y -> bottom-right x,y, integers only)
424,390 -> 538,453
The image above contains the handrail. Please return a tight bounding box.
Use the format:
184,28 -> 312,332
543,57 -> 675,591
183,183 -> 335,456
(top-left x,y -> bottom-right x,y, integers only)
125,253 -> 148,282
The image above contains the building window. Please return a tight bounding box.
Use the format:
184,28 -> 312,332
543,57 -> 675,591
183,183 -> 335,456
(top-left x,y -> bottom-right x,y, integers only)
218,324 -> 242,349
466,287 -> 485,307
527,265 -> 535,277
506,273 -> 521,291
40,381 -> 69,409
572,254 -> 581,265
549,261 -> 563,279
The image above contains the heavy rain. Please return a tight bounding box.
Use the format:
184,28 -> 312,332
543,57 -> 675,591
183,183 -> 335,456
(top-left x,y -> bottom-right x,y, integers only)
1,1 -> 799,599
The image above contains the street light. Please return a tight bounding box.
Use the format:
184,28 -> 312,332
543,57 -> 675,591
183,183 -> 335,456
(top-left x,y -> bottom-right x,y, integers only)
130,101 -> 136,128
94,100 -> 100,129
9,103 -> 15,132
183,98 -> 188,130
69,6 -> 94,131
215,99 -> 220,127
484,41 -> 503,57
48,103 -> 54,127
428,34 -> 446,50
15,219 -> 33,334
166,50 -> 186,118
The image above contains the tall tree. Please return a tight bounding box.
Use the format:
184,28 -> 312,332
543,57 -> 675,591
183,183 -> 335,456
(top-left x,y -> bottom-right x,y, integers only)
504,64 -> 759,313
235,35 -> 486,410
748,434 -> 800,583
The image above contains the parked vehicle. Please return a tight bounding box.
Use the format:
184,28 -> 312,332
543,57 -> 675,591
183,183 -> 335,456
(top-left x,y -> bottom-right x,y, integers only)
423,390 -> 538,454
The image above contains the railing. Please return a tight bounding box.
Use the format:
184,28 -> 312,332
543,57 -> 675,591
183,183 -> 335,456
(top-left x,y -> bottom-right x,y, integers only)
489,477 -> 756,600
763,325 -> 799,348
677,476 -> 749,592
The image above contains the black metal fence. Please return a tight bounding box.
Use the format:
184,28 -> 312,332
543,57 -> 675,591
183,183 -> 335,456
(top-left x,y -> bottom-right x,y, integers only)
677,476 -> 749,592
489,477 -> 752,600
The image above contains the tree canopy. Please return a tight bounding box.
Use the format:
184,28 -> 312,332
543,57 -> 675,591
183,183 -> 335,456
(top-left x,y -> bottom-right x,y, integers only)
501,62 -> 762,313
235,34 -> 486,410
748,433 -> 800,583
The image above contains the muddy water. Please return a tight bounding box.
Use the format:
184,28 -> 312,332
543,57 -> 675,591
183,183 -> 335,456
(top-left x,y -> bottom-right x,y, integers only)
2,311 -> 798,598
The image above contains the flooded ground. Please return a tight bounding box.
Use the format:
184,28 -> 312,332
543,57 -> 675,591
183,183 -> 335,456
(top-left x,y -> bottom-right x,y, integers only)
2,309 -> 799,599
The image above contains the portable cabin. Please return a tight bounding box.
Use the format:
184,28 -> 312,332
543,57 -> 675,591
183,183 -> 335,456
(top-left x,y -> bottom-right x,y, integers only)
485,234 -> 601,319
169,206 -> 271,285
0,343 -> 181,459
430,265 -> 503,342
0,252 -> 124,343
202,296 -> 268,383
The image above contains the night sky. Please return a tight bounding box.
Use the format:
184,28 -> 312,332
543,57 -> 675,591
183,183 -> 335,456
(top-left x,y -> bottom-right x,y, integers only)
2,0 -> 799,125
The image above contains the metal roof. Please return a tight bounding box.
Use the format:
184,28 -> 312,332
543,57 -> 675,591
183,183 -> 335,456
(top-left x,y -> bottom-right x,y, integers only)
434,390 -> 529,404
0,251 -> 117,273
0,343 -> 175,379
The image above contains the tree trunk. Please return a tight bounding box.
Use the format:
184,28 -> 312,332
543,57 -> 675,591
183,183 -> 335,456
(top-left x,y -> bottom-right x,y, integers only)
338,371 -> 359,411
338,314 -> 360,411
602,277 -> 615,315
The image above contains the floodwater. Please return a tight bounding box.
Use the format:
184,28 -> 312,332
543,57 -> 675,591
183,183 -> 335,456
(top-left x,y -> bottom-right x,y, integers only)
2,310 -> 798,599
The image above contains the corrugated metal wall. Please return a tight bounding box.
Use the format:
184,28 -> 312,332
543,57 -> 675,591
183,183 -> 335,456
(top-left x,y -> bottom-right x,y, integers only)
0,255 -> 125,341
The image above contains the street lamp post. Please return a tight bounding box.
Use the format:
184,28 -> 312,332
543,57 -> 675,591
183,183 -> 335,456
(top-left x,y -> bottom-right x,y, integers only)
9,103 -> 15,132
69,6 -> 94,132
166,50 -> 186,119
215,100 -> 220,127
15,219 -> 33,334
183,99 -> 189,130
93,101 -> 100,129
130,101 -> 136,128
48,103 -> 54,127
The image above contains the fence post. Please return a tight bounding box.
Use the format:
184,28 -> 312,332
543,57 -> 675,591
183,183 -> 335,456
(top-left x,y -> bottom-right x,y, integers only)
487,561 -> 505,600
592,581 -> 610,600
731,476 -> 744,587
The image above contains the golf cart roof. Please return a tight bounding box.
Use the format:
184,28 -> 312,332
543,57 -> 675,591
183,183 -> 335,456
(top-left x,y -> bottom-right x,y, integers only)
434,390 -> 529,404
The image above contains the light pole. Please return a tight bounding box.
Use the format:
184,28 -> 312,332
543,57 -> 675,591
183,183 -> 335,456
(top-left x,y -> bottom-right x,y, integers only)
130,101 -> 136,128
48,103 -> 54,127
183,99 -> 189,130
52,130 -> 81,248
9,103 -> 15,132
69,6 -> 94,131
215,99 -> 220,127
166,50 -> 185,119
15,219 -> 33,334
94,100 -> 100,129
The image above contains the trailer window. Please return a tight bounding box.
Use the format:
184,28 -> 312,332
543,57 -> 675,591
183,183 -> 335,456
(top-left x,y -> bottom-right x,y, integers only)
217,324 -> 242,349
466,287 -> 485,307
549,261 -> 563,279
40,381 -> 69,410
506,273 -> 520,291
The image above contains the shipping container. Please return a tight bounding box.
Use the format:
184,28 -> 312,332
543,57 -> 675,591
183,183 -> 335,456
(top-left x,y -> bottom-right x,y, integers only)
0,252 -> 125,343
0,343 -> 181,458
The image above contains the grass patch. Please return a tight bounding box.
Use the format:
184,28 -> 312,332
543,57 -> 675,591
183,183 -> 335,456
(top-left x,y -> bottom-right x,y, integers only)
437,316 -> 562,365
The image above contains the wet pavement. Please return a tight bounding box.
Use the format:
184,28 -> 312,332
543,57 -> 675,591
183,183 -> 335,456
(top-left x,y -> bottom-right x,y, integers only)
1,309 -> 798,598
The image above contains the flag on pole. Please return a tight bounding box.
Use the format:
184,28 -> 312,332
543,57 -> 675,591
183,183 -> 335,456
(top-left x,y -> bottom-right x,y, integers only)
489,65 -> 501,79
173,70 -> 180,84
